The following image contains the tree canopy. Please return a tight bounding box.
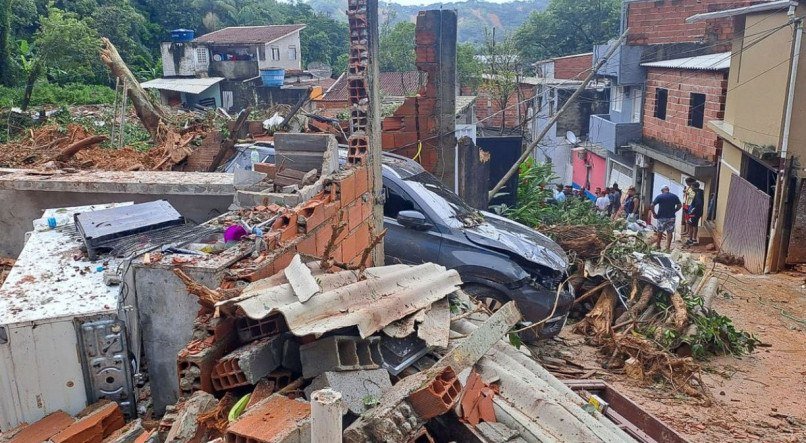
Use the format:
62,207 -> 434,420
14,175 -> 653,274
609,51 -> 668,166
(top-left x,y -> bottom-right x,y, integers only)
514,0 -> 620,64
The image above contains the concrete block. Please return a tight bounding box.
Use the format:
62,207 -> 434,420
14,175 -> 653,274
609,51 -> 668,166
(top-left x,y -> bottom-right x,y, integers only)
408,366 -> 462,420
299,335 -> 383,379
164,392 -> 218,443
235,314 -> 288,343
282,339 -> 302,373
233,169 -> 268,191
304,369 -> 392,415
211,335 -> 284,390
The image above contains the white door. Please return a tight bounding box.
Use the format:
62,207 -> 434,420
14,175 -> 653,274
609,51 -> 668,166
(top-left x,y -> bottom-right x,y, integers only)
222,91 -> 233,110
631,87 -> 642,123
652,173 -> 685,241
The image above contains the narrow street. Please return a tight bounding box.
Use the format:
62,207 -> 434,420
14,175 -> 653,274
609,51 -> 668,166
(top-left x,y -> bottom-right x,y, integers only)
541,256 -> 806,442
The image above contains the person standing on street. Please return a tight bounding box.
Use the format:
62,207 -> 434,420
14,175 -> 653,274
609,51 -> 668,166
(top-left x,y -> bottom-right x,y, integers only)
681,177 -> 696,236
651,185 -> 682,252
686,182 -> 705,245
620,186 -> 640,221
595,189 -> 611,214
609,183 -> 622,219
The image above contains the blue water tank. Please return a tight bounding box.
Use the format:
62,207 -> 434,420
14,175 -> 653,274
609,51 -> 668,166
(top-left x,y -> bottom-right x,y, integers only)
170,29 -> 195,42
260,69 -> 285,87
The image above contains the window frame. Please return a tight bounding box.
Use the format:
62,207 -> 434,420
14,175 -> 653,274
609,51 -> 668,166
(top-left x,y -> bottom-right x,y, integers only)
688,92 -> 706,129
287,45 -> 297,61
654,87 -> 668,120
270,46 -> 280,61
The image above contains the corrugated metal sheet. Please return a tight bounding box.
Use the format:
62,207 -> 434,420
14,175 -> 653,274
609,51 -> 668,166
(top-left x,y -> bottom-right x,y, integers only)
641,52 -> 731,71
216,263 -> 461,338
786,180 -> 806,264
141,77 -> 224,94
193,25 -> 306,44
686,1 -> 795,23
722,174 -> 771,273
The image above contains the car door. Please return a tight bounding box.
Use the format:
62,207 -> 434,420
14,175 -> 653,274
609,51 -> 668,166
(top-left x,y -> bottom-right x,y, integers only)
382,179 -> 442,265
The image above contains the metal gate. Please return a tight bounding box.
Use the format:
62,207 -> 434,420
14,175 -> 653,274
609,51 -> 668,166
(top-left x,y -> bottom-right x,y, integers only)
786,180 -> 806,264
722,174 -> 771,273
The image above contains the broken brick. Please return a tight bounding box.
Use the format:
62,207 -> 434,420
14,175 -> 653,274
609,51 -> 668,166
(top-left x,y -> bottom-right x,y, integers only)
460,371 -> 497,426
8,411 -> 74,443
225,395 -> 311,443
235,314 -> 288,343
407,366 -> 462,420
51,401 -> 125,443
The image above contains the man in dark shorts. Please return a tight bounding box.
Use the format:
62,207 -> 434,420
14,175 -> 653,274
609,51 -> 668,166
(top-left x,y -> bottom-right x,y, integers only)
686,182 -> 705,245
651,185 -> 682,252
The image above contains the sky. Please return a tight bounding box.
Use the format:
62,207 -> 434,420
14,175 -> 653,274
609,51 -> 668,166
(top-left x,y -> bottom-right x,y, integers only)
383,0 -> 512,4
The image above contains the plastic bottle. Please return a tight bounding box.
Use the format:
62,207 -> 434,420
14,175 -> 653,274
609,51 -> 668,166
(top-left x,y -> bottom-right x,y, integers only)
250,147 -> 260,170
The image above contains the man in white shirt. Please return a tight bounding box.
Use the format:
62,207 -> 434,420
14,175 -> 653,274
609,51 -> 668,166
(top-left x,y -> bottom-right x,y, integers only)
595,189 -> 610,213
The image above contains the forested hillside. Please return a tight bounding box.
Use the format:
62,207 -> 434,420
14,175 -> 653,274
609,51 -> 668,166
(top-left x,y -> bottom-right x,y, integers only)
305,0 -> 549,43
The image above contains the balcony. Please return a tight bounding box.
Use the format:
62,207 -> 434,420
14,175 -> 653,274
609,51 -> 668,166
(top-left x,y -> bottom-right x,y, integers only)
593,41 -> 644,85
209,60 -> 259,80
588,114 -> 642,152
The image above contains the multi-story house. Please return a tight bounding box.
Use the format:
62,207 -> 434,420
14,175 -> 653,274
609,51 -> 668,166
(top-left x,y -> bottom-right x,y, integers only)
687,0 -> 806,272
530,53 -> 609,188
142,25 -> 322,111
580,0 -> 759,225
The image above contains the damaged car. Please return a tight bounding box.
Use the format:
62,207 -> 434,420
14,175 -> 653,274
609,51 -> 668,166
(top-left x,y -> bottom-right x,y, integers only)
381,153 -> 573,341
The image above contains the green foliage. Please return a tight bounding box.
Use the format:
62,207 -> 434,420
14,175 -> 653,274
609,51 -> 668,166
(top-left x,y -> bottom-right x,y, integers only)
379,20 -> 415,73
500,158 -> 615,230
0,82 -> 115,108
0,0 -> 12,86
478,28 -> 525,129
681,293 -> 760,359
457,42 -> 481,89
514,0 -> 620,64
35,6 -> 104,84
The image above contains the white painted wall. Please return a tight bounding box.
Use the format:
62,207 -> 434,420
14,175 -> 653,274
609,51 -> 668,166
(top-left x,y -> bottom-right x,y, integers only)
160,42 -> 208,77
258,33 -> 302,71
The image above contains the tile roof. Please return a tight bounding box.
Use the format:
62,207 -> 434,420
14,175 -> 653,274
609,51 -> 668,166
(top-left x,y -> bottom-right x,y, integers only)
194,25 -> 306,45
322,71 -> 426,101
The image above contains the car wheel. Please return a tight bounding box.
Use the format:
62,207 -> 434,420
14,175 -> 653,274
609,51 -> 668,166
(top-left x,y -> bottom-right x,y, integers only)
462,284 -> 543,345
462,284 -> 511,313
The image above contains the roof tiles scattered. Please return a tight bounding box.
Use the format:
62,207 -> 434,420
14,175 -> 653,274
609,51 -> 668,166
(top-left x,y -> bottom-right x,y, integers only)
323,71 -> 425,101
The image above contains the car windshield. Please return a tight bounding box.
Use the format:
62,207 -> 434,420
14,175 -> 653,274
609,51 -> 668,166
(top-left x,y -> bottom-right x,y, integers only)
404,171 -> 484,228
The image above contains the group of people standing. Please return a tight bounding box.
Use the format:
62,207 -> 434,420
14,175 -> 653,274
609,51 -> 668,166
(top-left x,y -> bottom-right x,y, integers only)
649,177 -> 705,251
552,178 -> 705,253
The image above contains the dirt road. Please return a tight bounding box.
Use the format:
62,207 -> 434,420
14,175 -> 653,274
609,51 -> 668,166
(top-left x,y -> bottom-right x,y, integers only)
542,262 -> 806,442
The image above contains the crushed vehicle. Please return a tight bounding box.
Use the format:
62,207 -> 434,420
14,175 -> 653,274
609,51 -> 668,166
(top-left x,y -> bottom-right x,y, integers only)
381,153 -> 574,341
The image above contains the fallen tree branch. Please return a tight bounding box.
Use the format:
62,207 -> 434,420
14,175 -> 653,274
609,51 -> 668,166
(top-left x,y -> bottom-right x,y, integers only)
54,135 -> 107,162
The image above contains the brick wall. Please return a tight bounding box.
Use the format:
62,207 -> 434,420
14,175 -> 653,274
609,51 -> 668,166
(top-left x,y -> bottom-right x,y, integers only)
642,68 -> 728,161
626,0 -> 761,48
553,53 -> 593,80
463,83 -> 535,130
381,11 -> 456,175
232,164 -> 374,282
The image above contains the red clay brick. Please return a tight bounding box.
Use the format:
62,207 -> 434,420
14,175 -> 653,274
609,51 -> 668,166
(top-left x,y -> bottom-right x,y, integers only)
253,163 -> 277,178
9,411 -> 75,443
225,395 -> 310,443
51,401 -> 124,443
408,366 -> 462,420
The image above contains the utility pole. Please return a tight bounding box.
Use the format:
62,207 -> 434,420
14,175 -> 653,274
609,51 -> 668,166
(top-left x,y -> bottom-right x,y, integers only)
488,29 -> 630,201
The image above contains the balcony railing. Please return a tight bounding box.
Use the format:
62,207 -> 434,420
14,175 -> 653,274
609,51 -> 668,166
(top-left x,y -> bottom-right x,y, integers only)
588,114 -> 642,152
209,60 -> 259,80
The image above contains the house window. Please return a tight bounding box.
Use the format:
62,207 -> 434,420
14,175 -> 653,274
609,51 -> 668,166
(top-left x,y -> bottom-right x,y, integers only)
288,45 -> 297,60
654,88 -> 668,120
196,48 -> 209,65
611,86 -> 623,112
548,88 -> 556,116
258,45 -> 266,61
688,93 -> 706,128
271,46 -> 280,61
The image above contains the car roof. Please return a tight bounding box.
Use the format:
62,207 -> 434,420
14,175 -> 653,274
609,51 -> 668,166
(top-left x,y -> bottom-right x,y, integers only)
381,152 -> 425,179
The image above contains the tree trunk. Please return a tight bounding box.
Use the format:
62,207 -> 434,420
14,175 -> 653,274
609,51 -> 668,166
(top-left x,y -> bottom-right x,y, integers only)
99,37 -> 168,142
21,60 -> 43,112
54,135 -> 107,162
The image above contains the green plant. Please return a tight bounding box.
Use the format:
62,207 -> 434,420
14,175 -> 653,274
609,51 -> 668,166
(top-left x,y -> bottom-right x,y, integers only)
688,310 -> 760,359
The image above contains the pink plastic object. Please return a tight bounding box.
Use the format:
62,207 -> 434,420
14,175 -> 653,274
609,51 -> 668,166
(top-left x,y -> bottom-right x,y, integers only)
224,225 -> 248,243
